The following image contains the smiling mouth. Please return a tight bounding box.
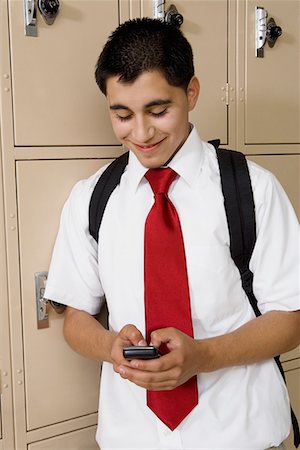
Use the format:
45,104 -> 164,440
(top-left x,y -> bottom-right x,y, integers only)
133,138 -> 166,152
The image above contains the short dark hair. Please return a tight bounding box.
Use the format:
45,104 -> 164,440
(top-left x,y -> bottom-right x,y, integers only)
95,17 -> 194,95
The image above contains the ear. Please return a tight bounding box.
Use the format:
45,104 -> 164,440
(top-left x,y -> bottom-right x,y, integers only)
187,76 -> 200,111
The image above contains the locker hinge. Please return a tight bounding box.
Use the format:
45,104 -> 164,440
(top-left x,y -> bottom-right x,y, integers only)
0,370 -> 9,393
225,83 -> 229,106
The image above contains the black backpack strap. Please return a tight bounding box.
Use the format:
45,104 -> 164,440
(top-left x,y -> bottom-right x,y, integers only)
214,144 -> 260,317
89,151 -> 129,242
210,140 -> 300,448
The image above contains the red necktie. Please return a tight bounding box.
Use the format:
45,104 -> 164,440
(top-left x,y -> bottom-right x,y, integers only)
144,168 -> 198,430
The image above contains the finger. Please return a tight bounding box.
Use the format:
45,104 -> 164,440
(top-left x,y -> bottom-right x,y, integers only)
117,365 -> 184,390
119,324 -> 147,346
117,362 -> 182,384
150,327 -> 181,350
133,379 -> 179,391
129,352 -> 175,372
111,324 -> 147,368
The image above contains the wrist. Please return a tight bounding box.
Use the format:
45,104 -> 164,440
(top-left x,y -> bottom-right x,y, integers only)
101,329 -> 118,363
194,336 -> 226,373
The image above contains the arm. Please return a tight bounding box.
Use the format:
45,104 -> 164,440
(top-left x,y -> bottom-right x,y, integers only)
203,309 -> 300,371
63,306 -> 116,363
63,306 -> 148,365
115,310 -> 300,390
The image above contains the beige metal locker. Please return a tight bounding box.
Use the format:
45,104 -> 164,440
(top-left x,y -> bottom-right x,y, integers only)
9,0 -> 119,147
143,0 -> 233,145
237,0 -> 300,152
16,159 -> 112,432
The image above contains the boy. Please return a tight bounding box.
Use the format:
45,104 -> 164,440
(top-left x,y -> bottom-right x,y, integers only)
45,18 -> 300,449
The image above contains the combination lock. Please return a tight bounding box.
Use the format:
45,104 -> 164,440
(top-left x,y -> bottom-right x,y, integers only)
266,18 -> 282,48
165,4 -> 184,29
38,0 -> 59,25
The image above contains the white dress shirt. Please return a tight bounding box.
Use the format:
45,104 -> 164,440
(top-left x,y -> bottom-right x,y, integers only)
45,127 -> 299,449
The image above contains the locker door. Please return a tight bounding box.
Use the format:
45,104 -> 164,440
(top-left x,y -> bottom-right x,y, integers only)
142,0 -> 229,144
28,426 -> 98,450
245,0 -> 300,145
16,159 -> 112,431
9,0 -> 119,147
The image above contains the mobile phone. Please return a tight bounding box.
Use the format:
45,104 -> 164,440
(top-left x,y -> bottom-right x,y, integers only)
123,346 -> 161,360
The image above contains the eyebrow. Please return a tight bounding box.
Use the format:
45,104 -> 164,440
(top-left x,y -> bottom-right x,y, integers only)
109,99 -> 173,111
110,104 -> 130,111
145,99 -> 172,108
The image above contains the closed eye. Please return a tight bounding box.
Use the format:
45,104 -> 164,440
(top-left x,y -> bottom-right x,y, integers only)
116,114 -> 133,122
150,108 -> 168,118
116,109 -> 167,122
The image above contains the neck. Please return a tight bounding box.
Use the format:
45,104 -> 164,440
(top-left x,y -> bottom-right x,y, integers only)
162,123 -> 193,167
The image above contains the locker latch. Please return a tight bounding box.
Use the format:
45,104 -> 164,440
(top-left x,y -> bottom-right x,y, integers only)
35,272 -> 66,329
255,6 -> 282,57
23,0 -> 37,37
35,272 -> 49,329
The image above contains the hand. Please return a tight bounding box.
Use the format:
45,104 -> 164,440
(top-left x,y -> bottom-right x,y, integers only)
111,323 -> 147,373
116,327 -> 202,391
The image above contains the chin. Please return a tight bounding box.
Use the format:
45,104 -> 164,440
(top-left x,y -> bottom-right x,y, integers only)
139,156 -> 166,169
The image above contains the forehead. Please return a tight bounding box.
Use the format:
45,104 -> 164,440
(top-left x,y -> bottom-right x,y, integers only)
106,70 -> 185,109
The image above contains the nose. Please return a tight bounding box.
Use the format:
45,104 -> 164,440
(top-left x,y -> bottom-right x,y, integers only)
131,115 -> 155,143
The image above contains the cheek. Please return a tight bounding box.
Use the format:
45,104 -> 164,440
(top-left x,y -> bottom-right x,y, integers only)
111,120 -> 130,140
161,114 -> 187,138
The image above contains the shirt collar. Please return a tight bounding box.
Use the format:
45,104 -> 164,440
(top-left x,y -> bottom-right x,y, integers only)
168,126 -> 205,187
126,125 -> 206,191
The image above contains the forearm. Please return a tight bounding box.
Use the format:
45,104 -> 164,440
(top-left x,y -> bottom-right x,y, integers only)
111,311 -> 300,390
200,310 -> 300,372
63,306 -> 117,363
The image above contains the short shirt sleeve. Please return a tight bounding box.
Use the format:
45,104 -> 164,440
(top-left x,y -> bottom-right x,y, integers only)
44,172 -> 105,315
249,162 -> 300,314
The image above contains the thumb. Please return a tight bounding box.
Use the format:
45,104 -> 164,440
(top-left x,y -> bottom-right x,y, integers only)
119,324 -> 147,346
150,327 -> 177,351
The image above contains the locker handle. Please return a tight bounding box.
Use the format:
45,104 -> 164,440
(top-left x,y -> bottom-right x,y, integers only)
255,6 -> 283,57
35,272 -> 65,329
35,272 -> 49,329
23,0 -> 37,37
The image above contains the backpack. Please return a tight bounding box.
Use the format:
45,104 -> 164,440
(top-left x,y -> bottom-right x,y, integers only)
89,139 -> 299,447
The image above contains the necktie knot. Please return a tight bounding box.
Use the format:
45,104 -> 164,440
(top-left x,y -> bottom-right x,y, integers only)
145,168 -> 177,195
